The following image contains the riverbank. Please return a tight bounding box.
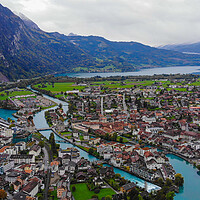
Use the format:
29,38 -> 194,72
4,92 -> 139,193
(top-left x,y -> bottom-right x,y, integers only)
52,128 -> 163,190
139,140 -> 196,166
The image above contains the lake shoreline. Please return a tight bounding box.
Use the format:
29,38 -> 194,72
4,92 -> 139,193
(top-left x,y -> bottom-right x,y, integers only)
55,66 -> 200,78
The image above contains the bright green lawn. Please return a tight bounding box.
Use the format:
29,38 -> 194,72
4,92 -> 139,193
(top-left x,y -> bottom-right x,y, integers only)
93,81 -> 139,89
117,136 -> 129,143
0,90 -> 33,100
61,131 -> 71,135
70,183 -> 115,200
167,88 -> 187,91
34,80 -> 177,94
34,82 -> 85,93
79,135 -> 84,140
33,79 -> 199,94
190,81 -> 200,86
49,190 -> 58,200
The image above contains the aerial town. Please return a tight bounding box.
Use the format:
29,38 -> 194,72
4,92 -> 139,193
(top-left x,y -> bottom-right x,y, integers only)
2,75 -> 200,199
2,1 -> 200,199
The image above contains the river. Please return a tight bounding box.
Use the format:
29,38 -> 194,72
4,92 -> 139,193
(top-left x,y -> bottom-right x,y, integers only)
28,87 -> 69,129
55,66 -> 200,78
0,109 -> 17,121
0,86 -> 199,199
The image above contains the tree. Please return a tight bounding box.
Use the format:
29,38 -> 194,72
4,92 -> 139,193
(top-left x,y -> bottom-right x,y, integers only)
38,141 -> 45,148
128,188 -> 139,200
156,177 -> 164,186
9,124 -> 15,129
120,177 -> 127,186
49,132 -> 57,157
72,186 -> 76,192
113,132 -> 117,141
138,194 -> 144,200
115,173 -> 121,179
9,184 -> 14,192
94,188 -> 100,194
196,165 -> 200,171
88,148 -> 94,155
166,191 -> 175,200
0,189 -> 7,199
91,195 -> 99,199
124,192 -> 127,200
165,178 -> 173,187
105,195 -> 112,200
7,117 -> 12,123
105,133 -> 110,140
174,173 -> 184,187
138,139 -> 142,145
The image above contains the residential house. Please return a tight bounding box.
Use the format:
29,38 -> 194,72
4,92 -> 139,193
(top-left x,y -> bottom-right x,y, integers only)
120,182 -> 136,193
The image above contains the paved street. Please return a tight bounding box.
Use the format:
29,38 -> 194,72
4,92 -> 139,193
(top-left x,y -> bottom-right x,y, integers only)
43,146 -> 49,171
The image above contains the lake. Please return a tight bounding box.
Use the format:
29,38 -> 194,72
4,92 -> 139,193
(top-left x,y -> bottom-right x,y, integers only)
55,66 -> 200,78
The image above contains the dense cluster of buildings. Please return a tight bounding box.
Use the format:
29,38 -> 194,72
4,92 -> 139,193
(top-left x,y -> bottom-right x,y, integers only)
1,78 -> 200,199
97,142 -> 175,181
0,138 -> 44,199
67,79 -> 200,165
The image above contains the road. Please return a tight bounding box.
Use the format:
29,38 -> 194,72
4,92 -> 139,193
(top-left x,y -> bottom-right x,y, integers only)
6,192 -> 13,200
43,146 -> 49,171
43,143 -> 53,200
33,136 -> 52,199
101,96 -> 104,115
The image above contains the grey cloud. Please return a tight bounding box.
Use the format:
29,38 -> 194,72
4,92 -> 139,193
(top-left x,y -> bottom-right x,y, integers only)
1,0 -> 200,46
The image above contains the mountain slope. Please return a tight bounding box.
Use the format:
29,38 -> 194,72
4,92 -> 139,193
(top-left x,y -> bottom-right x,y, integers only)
52,34 -> 200,72
1,3 -> 200,81
17,12 -> 40,31
0,4 -> 96,81
160,42 -> 200,54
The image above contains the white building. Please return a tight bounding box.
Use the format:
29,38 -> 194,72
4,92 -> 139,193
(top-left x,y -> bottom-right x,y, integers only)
29,145 -> 41,157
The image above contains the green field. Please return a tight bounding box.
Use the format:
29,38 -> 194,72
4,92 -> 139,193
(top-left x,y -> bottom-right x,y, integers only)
117,136 -> 129,143
33,79 -> 200,94
61,131 -> 71,135
167,88 -> 187,92
35,80 -> 160,93
70,183 -> 115,200
35,82 -> 86,93
92,80 -> 156,89
190,81 -> 200,86
49,190 -> 58,200
0,90 -> 34,100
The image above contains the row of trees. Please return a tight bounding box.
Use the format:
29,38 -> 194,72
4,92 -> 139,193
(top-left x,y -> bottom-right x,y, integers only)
155,174 -> 184,187
88,148 -> 100,158
45,111 -> 53,127
49,133 -> 59,157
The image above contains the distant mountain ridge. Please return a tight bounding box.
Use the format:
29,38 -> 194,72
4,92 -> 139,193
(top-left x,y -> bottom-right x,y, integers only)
1,3 -> 200,81
17,12 -> 40,31
51,34 -> 200,72
160,42 -> 200,54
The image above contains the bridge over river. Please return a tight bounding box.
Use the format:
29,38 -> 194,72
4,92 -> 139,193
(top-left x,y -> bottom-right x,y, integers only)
37,128 -> 52,131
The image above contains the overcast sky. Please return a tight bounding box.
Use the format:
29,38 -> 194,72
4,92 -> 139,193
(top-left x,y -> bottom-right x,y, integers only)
1,0 -> 200,46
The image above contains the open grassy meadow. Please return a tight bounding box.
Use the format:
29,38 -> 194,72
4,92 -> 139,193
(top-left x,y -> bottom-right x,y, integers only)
34,82 -> 86,93
33,78 -> 200,94
0,89 -> 34,100
70,183 -> 116,200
